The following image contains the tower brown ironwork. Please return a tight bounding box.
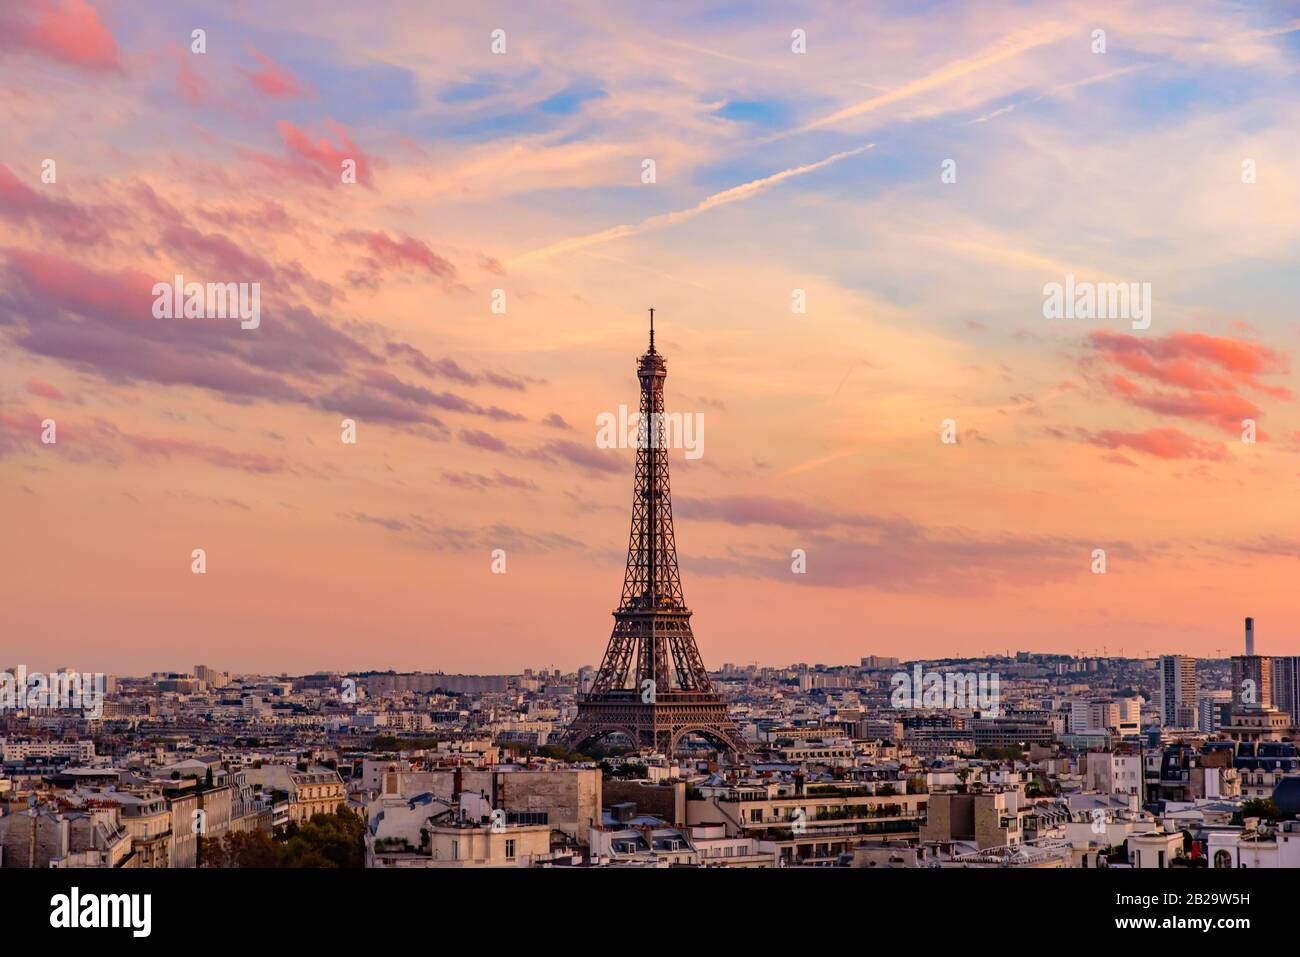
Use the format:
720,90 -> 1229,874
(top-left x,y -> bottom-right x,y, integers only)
566,310 -> 748,756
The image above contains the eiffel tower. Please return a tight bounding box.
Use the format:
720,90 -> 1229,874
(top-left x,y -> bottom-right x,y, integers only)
566,310 -> 748,757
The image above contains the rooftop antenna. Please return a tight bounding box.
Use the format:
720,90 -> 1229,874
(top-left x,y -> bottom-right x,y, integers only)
648,307 -> 655,352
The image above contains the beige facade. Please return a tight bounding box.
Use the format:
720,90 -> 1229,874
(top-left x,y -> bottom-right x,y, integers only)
919,788 -> 1028,849
242,765 -> 346,825
426,823 -> 550,866
166,791 -> 198,868
197,785 -> 234,840
115,794 -> 173,868
1126,830 -> 1184,868
1221,708 -> 1291,744
288,771 -> 346,824
491,768 -> 600,838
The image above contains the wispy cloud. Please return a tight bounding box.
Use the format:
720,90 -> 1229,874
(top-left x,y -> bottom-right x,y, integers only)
509,145 -> 873,266
778,22 -> 1075,138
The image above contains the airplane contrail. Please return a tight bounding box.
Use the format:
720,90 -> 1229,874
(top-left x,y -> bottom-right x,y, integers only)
775,21 -> 1076,140
508,144 -> 874,267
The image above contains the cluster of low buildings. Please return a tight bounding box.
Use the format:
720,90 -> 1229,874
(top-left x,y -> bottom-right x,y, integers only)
4,619 -> 1299,869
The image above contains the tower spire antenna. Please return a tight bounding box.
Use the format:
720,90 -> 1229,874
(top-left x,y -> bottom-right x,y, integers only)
648,307 -> 655,352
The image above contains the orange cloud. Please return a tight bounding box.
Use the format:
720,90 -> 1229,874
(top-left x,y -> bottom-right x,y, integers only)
1083,427 -> 1228,461
1087,330 -> 1290,435
1092,330 -> 1290,396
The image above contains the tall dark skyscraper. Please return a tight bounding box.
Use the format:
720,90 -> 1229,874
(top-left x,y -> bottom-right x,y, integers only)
1231,617 -> 1272,711
566,312 -> 747,756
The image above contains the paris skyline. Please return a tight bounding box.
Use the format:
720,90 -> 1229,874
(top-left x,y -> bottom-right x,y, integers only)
3,1 -> 1300,674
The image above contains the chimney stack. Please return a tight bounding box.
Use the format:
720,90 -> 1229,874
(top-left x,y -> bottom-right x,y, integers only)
1245,617 -> 1255,656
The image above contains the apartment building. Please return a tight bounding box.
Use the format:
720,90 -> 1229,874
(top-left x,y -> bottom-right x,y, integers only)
1159,656 -> 1198,727
687,780 -> 927,866
288,770 -> 347,824
1084,751 -> 1142,796
243,765 -> 347,825
1,738 -> 96,763
972,710 -> 1056,751
366,774 -> 550,867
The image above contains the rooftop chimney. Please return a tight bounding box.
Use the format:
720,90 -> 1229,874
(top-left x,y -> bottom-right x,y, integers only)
1245,617 -> 1255,657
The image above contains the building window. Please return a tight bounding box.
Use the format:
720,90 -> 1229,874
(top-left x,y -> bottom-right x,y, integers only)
451,840 -> 459,860
505,839 -> 516,860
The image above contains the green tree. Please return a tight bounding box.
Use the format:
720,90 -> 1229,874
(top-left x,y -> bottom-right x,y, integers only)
1231,798 -> 1282,826
203,829 -> 280,868
600,760 -> 648,780
280,807 -> 366,868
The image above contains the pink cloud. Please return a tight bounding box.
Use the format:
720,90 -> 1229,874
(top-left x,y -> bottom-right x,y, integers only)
0,163 -> 109,244
168,43 -> 208,105
1,249 -> 343,403
3,247 -> 154,324
677,496 -> 1099,594
342,229 -> 456,286
0,408 -> 120,464
160,222 -> 339,306
242,47 -> 307,98
276,120 -> 373,185
359,368 -> 523,421
459,429 -> 508,453
1,248 -> 512,437
0,407 -> 285,473
122,433 -> 286,474
0,0 -> 121,74
534,439 -> 623,476
24,377 -> 63,400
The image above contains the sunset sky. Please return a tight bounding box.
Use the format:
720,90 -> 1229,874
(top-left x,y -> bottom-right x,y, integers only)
2,0 -> 1299,674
